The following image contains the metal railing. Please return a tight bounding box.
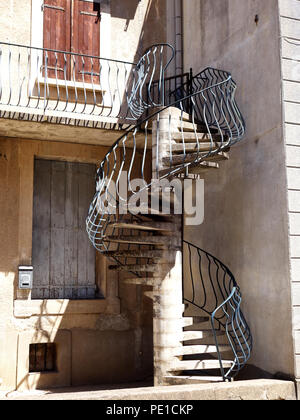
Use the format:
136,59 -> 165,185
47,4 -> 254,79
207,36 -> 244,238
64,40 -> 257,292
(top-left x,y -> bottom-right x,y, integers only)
147,70 -> 193,115
86,67 -> 245,250
83,45 -> 252,380
0,42 -> 174,126
183,241 -> 253,380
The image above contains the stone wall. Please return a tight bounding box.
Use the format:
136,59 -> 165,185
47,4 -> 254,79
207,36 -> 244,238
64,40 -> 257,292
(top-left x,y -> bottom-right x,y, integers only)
279,0 -> 300,382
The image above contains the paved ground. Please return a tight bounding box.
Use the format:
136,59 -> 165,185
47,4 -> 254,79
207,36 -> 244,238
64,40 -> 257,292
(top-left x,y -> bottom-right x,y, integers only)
0,379 -> 297,400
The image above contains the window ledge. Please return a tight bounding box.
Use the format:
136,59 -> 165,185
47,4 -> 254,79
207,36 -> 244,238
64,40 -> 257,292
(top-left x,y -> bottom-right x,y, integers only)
30,77 -> 107,107
37,77 -> 106,93
14,298 -> 120,318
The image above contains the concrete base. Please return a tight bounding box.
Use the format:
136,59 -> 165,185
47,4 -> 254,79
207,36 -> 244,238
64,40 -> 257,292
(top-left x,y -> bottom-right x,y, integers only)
1,380 -> 296,400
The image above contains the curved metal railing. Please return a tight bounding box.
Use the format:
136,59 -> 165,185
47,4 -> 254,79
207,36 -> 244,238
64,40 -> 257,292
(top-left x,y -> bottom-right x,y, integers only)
0,42 -> 174,125
183,240 -> 252,380
86,66 -> 245,251
85,45 -> 251,379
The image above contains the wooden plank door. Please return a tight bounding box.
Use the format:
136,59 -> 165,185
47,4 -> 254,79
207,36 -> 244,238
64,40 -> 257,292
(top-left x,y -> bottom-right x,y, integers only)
32,159 -> 97,300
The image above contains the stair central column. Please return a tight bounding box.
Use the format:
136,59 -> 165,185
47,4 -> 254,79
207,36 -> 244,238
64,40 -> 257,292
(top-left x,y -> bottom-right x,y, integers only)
152,109 -> 184,386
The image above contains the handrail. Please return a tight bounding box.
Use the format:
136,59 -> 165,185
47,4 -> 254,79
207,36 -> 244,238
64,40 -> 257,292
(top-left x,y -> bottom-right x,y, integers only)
83,44 -> 252,380
86,66 -> 245,253
183,240 -> 253,380
0,41 -> 138,65
0,42 -> 174,124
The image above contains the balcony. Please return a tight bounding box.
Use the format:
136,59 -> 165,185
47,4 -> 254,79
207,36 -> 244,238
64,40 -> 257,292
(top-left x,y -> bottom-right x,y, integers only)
0,42 -> 150,145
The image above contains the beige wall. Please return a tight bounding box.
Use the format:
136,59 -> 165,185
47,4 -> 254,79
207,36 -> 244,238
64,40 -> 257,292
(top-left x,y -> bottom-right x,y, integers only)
183,0 -> 294,377
0,0 -> 31,45
0,0 -> 171,391
279,0 -> 300,381
0,136 -> 153,391
0,0 -> 167,61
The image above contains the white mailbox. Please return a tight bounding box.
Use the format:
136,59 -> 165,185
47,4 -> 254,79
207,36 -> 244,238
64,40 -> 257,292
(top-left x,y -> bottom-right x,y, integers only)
18,266 -> 33,290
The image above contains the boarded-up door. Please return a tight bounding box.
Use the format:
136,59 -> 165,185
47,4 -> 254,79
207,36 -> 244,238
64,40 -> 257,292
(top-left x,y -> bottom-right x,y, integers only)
32,159 -> 97,300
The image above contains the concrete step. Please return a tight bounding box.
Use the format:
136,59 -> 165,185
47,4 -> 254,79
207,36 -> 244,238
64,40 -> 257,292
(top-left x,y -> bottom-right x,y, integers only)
187,161 -> 220,174
172,132 -> 223,143
159,161 -> 219,178
203,152 -> 229,162
176,121 -> 208,132
160,108 -> 193,123
107,222 -> 173,232
109,264 -> 157,273
124,278 -> 161,286
176,345 -> 231,356
191,316 -> 210,323
182,330 -> 224,341
164,375 -> 224,385
171,142 -> 226,152
142,119 -> 208,133
163,152 -> 228,166
168,359 -> 233,371
183,335 -> 229,346
103,235 -> 170,246
104,250 -> 164,259
184,321 -> 214,331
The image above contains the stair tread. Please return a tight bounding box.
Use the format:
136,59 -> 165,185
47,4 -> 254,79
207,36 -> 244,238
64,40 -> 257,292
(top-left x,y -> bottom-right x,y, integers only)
171,142 -> 227,152
159,161 -> 219,177
124,278 -> 161,286
163,152 -> 228,166
176,121 -> 209,132
184,315 -> 210,322
108,222 -> 173,232
103,235 -> 168,246
184,322 -> 214,331
109,264 -> 157,272
172,133 -> 224,142
169,359 -> 233,371
182,330 -> 224,341
104,250 -> 164,258
187,162 -> 220,174
176,345 -> 231,356
203,152 -> 229,162
164,375 -> 224,383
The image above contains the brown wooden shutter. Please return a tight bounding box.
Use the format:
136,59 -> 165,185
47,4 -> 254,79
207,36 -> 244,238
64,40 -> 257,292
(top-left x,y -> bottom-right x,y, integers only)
43,0 -> 71,79
72,0 -> 101,83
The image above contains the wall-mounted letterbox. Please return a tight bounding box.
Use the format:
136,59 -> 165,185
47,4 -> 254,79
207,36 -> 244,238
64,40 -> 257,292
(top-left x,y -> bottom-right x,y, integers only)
18,266 -> 33,290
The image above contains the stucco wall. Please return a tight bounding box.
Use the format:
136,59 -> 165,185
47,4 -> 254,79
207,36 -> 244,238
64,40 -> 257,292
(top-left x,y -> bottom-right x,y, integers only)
0,136 -> 153,391
0,0 -> 171,391
0,0 -> 167,64
183,0 -> 294,377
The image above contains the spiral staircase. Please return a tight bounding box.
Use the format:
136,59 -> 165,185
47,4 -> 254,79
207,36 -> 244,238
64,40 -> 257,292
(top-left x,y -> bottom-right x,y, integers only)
86,44 -> 252,385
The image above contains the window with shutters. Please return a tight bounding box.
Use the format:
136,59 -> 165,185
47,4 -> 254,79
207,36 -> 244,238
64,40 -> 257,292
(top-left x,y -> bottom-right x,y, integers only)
42,0 -> 101,82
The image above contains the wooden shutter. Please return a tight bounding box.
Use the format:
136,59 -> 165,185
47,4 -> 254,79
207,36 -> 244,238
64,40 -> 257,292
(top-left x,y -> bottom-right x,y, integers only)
43,0 -> 72,79
72,0 -> 101,83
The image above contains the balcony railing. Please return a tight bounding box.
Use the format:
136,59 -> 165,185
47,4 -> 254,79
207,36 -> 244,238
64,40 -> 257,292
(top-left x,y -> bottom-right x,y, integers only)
0,42 -> 174,128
